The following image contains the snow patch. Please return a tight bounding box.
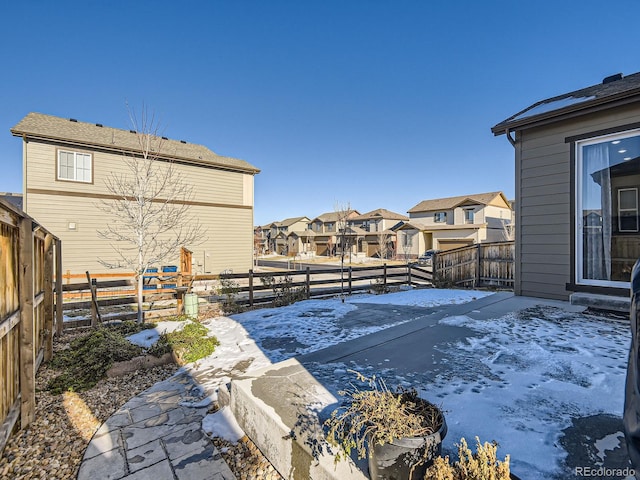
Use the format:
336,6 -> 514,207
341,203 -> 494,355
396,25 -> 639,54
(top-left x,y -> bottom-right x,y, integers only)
202,406 -> 245,444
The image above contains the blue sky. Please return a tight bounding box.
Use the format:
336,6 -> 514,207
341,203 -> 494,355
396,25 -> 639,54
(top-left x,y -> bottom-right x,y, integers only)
2,1 -> 640,225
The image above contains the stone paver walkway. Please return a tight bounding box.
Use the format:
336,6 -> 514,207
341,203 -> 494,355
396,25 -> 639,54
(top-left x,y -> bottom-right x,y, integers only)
78,372 -> 234,480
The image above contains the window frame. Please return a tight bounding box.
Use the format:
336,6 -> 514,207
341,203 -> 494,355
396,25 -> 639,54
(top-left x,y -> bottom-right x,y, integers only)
575,128 -> 640,288
618,187 -> 639,233
464,209 -> 474,224
402,231 -> 413,247
434,212 -> 447,223
56,149 -> 93,184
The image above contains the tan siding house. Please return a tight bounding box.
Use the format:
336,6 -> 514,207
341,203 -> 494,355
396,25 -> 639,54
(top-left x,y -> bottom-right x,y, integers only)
400,192 -> 513,258
12,112 -> 260,275
492,72 -> 640,302
266,216 -> 310,254
307,210 -> 360,256
348,208 -> 408,258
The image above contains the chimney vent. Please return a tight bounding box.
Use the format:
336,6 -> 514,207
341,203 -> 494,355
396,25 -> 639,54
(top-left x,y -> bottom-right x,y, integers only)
603,73 -> 623,84
96,123 -> 103,127
69,118 -> 77,122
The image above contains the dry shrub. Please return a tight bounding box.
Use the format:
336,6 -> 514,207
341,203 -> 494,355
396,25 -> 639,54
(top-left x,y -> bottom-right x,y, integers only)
426,437 -> 510,480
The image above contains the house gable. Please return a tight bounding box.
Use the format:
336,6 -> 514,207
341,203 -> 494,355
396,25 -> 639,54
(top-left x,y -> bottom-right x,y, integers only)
408,191 -> 508,214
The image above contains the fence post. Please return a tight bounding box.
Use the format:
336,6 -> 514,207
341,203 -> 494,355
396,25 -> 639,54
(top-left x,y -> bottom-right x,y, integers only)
90,279 -> 98,327
432,252 -> 438,285
407,264 -> 412,287
43,234 -> 54,362
348,267 -> 352,295
306,267 -> 311,299
19,216 -> 35,428
383,263 -> 387,290
249,269 -> 254,307
55,240 -> 63,336
475,243 -> 482,288
86,272 -> 101,326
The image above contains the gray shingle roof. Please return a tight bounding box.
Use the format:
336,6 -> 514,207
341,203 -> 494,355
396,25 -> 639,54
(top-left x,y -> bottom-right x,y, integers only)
408,192 -> 508,214
11,112 -> 260,174
351,208 -> 409,221
492,72 -> 640,134
272,216 -> 310,228
311,210 -> 360,223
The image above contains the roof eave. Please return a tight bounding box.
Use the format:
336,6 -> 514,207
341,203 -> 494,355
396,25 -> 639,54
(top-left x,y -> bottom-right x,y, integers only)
492,89 -> 640,135
10,129 -> 261,174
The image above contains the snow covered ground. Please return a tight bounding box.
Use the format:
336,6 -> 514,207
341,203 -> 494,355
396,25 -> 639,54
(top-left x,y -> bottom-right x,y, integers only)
128,288 -> 633,479
302,305 -> 632,479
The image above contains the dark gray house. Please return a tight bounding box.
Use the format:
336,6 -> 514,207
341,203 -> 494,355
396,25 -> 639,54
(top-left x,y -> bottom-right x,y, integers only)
492,72 -> 640,307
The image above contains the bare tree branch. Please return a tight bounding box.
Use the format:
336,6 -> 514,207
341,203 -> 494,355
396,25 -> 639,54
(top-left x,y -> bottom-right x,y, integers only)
97,106 -> 206,322
376,229 -> 392,260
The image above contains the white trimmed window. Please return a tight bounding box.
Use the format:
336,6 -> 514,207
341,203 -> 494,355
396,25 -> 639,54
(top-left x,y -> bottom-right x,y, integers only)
58,150 -> 92,183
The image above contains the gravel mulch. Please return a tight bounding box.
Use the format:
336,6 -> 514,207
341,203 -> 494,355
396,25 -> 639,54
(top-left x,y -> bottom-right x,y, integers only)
0,330 -> 283,480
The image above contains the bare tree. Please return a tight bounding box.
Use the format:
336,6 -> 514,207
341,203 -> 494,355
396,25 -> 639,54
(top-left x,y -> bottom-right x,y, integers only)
501,219 -> 515,241
305,232 -> 316,255
97,107 -> 205,322
334,201 -> 354,301
376,228 -> 392,260
400,229 -> 416,264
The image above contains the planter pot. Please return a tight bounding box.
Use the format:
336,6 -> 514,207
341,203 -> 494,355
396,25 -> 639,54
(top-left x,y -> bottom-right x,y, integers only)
368,414 -> 447,480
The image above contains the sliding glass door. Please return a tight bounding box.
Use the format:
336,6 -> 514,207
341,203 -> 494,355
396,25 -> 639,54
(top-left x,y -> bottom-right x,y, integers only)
576,130 -> 640,287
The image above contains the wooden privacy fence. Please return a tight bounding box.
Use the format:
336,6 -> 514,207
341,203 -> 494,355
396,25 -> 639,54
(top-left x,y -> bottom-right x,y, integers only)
0,199 -> 60,456
433,241 -> 515,288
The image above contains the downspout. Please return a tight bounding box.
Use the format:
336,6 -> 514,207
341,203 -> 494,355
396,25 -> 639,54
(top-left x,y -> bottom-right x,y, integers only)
22,134 -> 28,212
505,128 -> 516,147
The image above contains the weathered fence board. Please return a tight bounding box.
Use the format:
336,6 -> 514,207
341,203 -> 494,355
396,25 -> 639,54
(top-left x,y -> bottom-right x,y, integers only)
0,199 -> 59,456
433,241 -> 515,288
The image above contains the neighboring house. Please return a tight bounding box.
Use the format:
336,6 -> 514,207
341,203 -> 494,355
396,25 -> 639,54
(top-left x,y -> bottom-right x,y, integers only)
255,223 -> 275,254
254,226 -> 268,256
492,72 -> 640,303
0,192 -> 23,210
307,210 -> 360,256
266,216 -> 310,255
286,230 -> 316,256
398,192 -> 513,259
348,208 -> 409,258
12,112 -> 260,275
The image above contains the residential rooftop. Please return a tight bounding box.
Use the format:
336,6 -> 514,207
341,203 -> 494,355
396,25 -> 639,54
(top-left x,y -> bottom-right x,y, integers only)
492,71 -> 640,135
351,208 -> 409,221
11,112 -> 260,174
408,191 -> 510,213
